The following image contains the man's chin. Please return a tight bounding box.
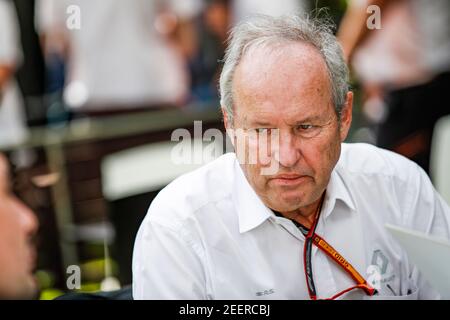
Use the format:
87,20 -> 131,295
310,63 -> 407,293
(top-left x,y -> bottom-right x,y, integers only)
271,190 -> 322,212
268,196 -> 306,213
279,190 -> 308,205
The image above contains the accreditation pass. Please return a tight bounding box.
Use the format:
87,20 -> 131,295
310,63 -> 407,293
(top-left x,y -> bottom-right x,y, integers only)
179,304 -> 271,318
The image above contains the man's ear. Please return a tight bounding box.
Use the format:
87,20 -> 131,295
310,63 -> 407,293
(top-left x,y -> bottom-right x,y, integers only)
339,91 -> 353,142
222,107 -> 231,130
222,107 -> 235,148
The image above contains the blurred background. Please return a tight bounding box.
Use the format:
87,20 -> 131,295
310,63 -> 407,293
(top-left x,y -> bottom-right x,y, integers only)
0,0 -> 448,299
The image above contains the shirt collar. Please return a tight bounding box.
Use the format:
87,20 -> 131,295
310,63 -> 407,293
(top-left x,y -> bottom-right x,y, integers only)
232,156 -> 357,234
233,158 -> 274,234
321,168 -> 357,220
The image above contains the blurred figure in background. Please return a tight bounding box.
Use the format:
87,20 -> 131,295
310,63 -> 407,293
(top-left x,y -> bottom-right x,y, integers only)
0,153 -> 39,299
338,0 -> 450,173
189,0 -> 230,104
231,0 -> 307,24
35,0 -> 203,118
189,0 -> 308,105
0,0 -> 28,147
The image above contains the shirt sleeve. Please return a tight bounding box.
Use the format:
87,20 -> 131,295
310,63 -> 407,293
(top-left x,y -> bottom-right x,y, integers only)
132,215 -> 209,299
402,162 -> 450,299
0,0 -> 21,65
403,163 -> 450,239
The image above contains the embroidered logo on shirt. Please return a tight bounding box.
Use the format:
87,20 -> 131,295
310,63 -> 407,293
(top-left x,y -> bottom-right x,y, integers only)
256,289 -> 275,297
371,249 -> 389,274
367,249 -> 396,293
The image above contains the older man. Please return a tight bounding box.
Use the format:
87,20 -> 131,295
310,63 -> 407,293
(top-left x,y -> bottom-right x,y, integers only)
0,154 -> 38,299
132,15 -> 450,299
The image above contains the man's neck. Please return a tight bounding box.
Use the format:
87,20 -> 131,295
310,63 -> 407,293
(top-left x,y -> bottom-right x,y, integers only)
277,193 -> 325,229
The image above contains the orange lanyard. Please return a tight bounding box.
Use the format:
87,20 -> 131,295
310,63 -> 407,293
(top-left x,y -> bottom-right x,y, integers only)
309,233 -> 377,299
299,194 -> 377,300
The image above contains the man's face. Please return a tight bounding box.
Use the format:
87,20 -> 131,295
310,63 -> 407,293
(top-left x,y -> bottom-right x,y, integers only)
0,155 -> 38,299
226,41 -> 352,214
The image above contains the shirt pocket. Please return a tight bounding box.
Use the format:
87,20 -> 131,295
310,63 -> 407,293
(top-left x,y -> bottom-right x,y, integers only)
363,285 -> 419,300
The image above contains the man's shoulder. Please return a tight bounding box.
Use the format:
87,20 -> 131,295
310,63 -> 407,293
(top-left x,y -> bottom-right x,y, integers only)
338,143 -> 421,183
145,153 -> 236,224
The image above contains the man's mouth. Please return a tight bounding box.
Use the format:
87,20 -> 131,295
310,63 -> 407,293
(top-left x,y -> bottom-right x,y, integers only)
270,174 -> 310,186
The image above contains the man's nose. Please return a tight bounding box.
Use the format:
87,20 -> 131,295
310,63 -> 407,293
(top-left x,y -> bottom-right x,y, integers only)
274,131 -> 300,168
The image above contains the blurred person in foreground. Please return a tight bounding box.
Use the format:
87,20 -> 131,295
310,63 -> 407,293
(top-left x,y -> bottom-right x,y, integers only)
0,154 -> 39,299
133,14 -> 450,300
338,0 -> 450,173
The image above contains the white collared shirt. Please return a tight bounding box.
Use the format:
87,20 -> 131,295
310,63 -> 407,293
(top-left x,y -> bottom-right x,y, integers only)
132,143 -> 450,300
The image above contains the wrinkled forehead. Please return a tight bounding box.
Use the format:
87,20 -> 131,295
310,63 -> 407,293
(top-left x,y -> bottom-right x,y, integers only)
233,40 -> 333,120
236,40 -> 329,87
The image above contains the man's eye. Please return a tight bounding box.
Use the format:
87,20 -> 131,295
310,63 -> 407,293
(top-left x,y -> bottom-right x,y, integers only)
298,124 -> 314,130
295,124 -> 322,138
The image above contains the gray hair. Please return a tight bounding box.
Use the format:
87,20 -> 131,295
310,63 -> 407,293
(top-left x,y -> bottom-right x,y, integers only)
219,14 -> 349,124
